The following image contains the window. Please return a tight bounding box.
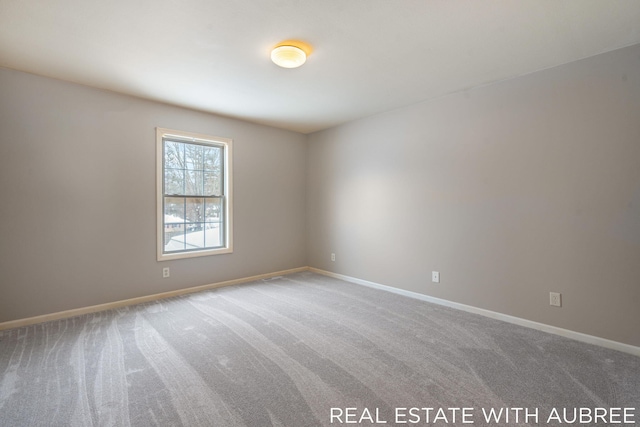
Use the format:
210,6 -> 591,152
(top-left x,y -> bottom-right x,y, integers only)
156,128 -> 232,260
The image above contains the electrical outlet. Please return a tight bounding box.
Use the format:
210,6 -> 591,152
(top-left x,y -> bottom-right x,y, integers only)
432,271 -> 440,283
331,253 -> 336,262
163,267 -> 170,278
550,292 -> 561,307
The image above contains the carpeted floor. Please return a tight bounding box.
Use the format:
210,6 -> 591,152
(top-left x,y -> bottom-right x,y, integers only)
0,271 -> 638,426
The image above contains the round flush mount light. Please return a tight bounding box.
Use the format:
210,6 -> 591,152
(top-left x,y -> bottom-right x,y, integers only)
271,42 -> 310,68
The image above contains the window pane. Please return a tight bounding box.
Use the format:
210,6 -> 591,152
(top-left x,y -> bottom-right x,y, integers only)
164,235 -> 186,252
203,199 -> 223,248
164,197 -> 186,252
184,223 -> 206,249
164,141 -> 184,169
164,168 -> 184,195
163,197 -> 185,252
205,199 -> 222,223
164,197 -> 185,222
185,144 -> 203,170
185,197 -> 204,224
203,146 -> 221,171
204,172 -> 221,196
186,170 -> 204,195
204,145 -> 222,196
204,222 -> 223,248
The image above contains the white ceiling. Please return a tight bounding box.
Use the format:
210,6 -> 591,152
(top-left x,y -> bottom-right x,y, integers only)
1,1 -> 640,134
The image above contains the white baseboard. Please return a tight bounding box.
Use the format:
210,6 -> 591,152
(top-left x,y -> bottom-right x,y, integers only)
0,266 -> 308,331
309,267 -> 640,357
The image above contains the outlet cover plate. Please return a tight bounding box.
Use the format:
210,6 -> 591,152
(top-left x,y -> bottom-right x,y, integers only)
432,271 -> 440,283
550,292 -> 561,307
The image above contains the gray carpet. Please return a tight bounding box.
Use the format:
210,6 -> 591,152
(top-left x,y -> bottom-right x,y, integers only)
0,271 -> 638,426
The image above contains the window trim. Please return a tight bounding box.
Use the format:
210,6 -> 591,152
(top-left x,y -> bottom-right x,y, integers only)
156,127 -> 233,261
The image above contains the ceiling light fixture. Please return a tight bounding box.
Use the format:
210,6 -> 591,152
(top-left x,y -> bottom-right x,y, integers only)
271,42 -> 309,68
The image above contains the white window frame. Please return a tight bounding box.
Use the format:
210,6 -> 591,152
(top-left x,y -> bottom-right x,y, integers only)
156,127 -> 233,261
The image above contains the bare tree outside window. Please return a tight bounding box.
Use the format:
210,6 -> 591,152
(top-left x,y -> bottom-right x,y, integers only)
157,128 -> 232,260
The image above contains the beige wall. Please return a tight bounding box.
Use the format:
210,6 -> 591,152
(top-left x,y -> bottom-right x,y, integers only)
0,67 -> 307,322
307,44 -> 640,347
2,44 -> 639,348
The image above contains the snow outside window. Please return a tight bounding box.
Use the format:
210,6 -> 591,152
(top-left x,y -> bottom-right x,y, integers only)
156,128 -> 233,261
